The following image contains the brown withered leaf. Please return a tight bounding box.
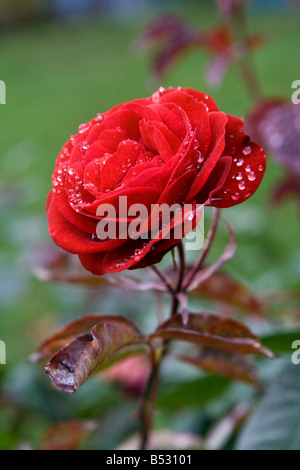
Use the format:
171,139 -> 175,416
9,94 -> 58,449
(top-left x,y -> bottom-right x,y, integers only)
177,348 -> 260,386
39,420 -> 98,450
29,314 -> 111,363
189,271 -> 266,316
150,313 -> 275,358
45,317 -> 146,393
30,315 -> 146,393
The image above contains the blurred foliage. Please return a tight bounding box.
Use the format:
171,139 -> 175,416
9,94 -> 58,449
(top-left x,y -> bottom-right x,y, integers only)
0,0 -> 300,450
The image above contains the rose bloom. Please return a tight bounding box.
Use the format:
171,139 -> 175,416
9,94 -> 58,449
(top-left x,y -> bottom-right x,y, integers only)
47,87 -> 265,275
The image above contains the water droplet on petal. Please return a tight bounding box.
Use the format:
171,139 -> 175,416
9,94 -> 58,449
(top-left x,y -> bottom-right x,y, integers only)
236,158 -> 244,167
247,171 -> 256,181
81,142 -> 89,153
245,165 -> 251,172
243,146 -> 252,155
68,168 -> 75,176
236,173 -> 243,181
78,123 -> 90,134
238,182 -> 246,190
231,192 -> 240,201
95,113 -> 103,123
258,165 -> 264,172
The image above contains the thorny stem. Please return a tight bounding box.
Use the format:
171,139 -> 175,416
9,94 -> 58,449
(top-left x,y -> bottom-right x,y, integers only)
139,242 -> 186,450
170,241 -> 186,317
139,211 -> 223,449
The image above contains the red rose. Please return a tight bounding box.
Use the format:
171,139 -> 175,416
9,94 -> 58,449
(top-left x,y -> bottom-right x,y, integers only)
47,87 -> 265,275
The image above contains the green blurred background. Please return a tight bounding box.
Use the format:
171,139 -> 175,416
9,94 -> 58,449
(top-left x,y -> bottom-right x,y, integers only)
0,0 -> 300,450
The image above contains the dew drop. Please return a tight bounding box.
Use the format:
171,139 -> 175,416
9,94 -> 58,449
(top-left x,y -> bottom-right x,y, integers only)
238,182 -> 246,191
247,171 -> 256,181
236,158 -> 244,167
236,173 -> 243,181
81,142 -> 89,152
258,165 -> 264,172
243,146 -> 252,155
245,165 -> 251,172
231,192 -> 240,201
95,113 -> 103,123
68,168 -> 75,176
78,123 -> 89,134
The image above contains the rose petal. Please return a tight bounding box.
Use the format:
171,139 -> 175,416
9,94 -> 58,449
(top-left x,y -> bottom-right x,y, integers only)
208,115 -> 266,208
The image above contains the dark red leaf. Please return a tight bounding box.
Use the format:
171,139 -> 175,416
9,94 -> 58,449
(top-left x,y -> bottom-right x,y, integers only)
44,316 -> 146,393
189,271 -> 266,316
30,242 -> 108,286
246,100 -> 300,176
150,313 -> 275,357
29,314 -> 110,363
30,315 -> 147,393
178,348 -> 260,386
